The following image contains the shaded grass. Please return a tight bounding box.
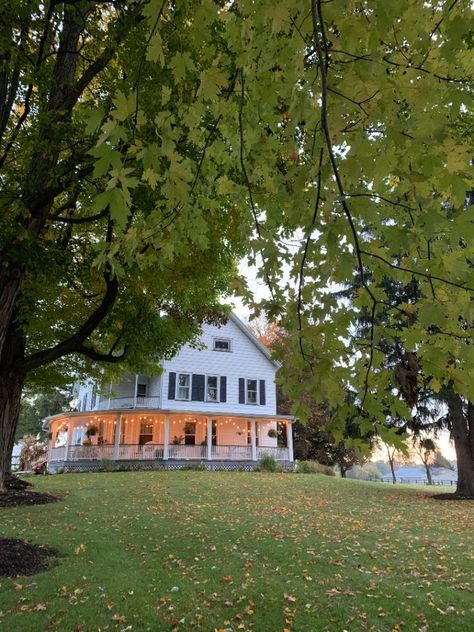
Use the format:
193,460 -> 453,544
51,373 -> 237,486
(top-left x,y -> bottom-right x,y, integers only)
0,472 -> 472,631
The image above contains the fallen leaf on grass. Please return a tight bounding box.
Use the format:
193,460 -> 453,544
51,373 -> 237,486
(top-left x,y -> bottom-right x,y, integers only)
112,613 -> 127,622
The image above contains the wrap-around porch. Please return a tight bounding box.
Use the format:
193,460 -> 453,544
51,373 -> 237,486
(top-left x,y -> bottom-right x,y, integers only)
47,411 -> 294,468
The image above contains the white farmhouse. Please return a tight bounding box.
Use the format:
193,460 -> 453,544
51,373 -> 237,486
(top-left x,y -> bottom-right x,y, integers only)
44,313 -> 294,471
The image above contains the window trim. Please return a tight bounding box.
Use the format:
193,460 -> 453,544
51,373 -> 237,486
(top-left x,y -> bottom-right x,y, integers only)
205,375 -> 219,403
245,378 -> 259,405
176,372 -> 191,400
213,337 -> 232,352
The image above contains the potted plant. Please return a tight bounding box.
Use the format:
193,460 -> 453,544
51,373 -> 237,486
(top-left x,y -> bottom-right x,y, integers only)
172,435 -> 184,445
82,437 -> 92,446
267,428 -> 277,438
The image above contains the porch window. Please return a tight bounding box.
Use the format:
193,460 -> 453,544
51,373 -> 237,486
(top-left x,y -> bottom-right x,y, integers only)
247,421 -> 259,446
177,373 -> 191,400
212,420 -> 217,446
277,421 -> 288,447
98,421 -> 106,445
246,379 -> 258,404
139,422 -> 153,445
206,376 -> 219,402
73,427 -> 86,445
184,421 -> 196,445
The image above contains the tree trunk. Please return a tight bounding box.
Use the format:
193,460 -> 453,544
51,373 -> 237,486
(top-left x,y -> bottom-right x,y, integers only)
389,457 -> 396,484
0,370 -> 24,492
448,391 -> 474,497
340,465 -> 346,478
424,462 -> 433,485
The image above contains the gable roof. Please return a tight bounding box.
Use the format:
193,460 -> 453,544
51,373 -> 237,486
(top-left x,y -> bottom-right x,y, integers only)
228,312 -> 279,368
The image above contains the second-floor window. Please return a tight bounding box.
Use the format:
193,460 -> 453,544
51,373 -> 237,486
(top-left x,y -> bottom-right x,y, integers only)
177,373 -> 191,400
246,379 -> 258,404
206,376 -> 218,402
136,382 -> 147,398
239,378 -> 266,406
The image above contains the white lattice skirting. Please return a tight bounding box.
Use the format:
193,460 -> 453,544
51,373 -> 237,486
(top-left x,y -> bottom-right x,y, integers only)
48,459 -> 295,473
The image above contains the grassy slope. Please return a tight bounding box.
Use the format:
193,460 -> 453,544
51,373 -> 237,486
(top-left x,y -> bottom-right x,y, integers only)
0,472 -> 472,631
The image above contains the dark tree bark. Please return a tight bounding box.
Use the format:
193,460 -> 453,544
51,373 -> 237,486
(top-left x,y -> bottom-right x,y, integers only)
0,319 -> 25,492
448,390 -> 474,497
0,2 -> 120,491
0,372 -> 24,493
388,455 -> 396,484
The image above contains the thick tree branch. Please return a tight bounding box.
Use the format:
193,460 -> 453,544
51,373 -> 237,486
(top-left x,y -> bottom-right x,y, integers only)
77,342 -> 127,364
19,272 -> 119,372
51,207 -> 110,224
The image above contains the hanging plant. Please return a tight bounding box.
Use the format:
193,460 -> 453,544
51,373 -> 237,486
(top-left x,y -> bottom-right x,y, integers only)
267,428 -> 277,438
86,424 -> 98,437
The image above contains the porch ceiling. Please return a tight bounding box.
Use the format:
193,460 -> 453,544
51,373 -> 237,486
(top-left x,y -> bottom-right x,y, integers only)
44,409 -> 295,428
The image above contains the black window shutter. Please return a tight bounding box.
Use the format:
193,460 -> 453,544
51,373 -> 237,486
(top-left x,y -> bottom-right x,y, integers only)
239,378 -> 245,404
220,376 -> 227,402
168,372 -> 176,400
192,374 -> 205,401
259,380 -> 266,405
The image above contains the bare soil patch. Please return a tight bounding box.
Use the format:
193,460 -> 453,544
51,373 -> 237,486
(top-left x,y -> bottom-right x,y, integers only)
0,539 -> 58,577
0,473 -> 60,507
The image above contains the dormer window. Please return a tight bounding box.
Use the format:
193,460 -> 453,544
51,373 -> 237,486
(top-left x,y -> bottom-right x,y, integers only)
214,338 -> 231,352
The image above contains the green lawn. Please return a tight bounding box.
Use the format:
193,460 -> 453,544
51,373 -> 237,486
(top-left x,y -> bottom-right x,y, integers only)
0,472 -> 472,631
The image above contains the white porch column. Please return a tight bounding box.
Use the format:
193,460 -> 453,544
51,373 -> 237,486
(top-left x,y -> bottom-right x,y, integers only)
163,414 -> 170,460
113,414 -> 121,459
64,416 -> 73,461
251,419 -> 257,461
207,417 -> 212,460
134,373 -> 138,407
287,421 -> 294,462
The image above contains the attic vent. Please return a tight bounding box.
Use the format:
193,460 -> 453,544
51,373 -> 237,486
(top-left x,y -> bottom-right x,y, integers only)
214,338 -> 231,352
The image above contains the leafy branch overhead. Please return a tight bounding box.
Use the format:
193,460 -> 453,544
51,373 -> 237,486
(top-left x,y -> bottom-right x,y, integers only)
0,1 -> 473,492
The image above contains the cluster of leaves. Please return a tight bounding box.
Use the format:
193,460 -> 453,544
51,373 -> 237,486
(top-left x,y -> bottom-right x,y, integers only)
229,1 -> 474,444
16,389 -> 70,441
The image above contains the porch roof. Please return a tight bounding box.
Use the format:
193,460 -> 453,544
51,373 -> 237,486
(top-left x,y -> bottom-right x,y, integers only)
42,408 -> 295,429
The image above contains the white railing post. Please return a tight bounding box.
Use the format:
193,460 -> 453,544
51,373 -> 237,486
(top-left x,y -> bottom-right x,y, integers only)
113,414 -> 121,460
163,414 -> 170,460
64,416 -> 73,461
207,418 -> 212,460
287,421 -> 294,462
251,419 -> 257,461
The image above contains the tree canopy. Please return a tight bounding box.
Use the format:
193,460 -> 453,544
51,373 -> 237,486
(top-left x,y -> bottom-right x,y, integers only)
0,0 -> 473,494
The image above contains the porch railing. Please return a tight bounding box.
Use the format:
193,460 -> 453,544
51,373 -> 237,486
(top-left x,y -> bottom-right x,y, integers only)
48,446 -> 66,461
62,444 -> 164,461
117,444 -> 164,460
211,445 -> 252,460
48,443 -> 290,462
257,446 -> 289,461
95,395 -> 161,410
168,445 -> 207,459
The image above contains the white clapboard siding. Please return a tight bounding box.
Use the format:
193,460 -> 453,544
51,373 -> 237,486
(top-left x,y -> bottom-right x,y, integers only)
75,313 -> 279,419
